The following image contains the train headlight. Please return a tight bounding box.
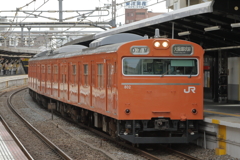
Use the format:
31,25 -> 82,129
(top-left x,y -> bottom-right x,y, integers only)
162,41 -> 169,48
153,40 -> 170,49
154,41 -> 161,48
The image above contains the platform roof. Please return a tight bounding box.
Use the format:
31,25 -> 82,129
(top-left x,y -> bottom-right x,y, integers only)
66,0 -> 240,56
0,47 -> 39,58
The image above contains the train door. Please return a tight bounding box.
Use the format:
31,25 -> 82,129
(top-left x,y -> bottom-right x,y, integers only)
78,62 -> 81,103
47,65 -> 51,95
41,64 -> 45,93
57,63 -> 60,98
51,64 -> 53,96
105,60 -> 111,112
60,63 -> 65,100
91,61 -> 95,107
112,61 -> 117,115
37,64 -> 40,91
64,63 -> 68,101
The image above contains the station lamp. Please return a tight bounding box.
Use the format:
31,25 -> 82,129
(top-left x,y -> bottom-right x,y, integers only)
204,26 -> 221,32
178,31 -> 191,36
231,23 -> 240,28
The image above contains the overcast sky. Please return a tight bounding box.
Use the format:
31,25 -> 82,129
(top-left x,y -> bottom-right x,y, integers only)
0,0 -> 168,31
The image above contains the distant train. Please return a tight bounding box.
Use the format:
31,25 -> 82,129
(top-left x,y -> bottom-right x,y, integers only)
28,31 -> 204,144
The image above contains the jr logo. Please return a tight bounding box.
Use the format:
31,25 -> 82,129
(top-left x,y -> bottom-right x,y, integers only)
184,86 -> 196,93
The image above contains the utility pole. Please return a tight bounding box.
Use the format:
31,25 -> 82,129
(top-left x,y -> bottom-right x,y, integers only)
20,24 -> 25,47
112,0 -> 116,27
27,27 -> 31,47
58,0 -> 63,22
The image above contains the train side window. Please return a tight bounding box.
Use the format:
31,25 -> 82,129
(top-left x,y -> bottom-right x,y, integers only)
72,65 -> 77,84
84,64 -> 88,86
107,64 -> 112,87
92,64 -> 96,86
54,65 -> 58,74
97,64 -> 103,88
78,64 -> 81,85
72,65 -> 76,75
41,65 -> 45,73
48,65 -> 51,74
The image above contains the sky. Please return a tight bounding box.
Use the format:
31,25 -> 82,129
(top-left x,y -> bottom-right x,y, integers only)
0,0 -> 169,32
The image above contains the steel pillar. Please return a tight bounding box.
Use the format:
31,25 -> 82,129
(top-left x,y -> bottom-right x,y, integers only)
27,27 -> 31,47
20,24 -> 25,47
111,0 -> 116,27
58,0 -> 63,22
172,22 -> 174,39
218,50 -> 228,103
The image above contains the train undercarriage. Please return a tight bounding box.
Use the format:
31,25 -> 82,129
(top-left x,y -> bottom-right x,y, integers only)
29,89 -> 200,144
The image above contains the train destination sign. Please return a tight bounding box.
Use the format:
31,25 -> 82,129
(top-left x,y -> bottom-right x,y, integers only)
130,46 -> 149,55
172,45 -> 193,55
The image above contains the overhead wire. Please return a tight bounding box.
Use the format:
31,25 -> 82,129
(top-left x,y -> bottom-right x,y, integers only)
2,0 -> 51,47
1,0 -> 39,38
20,0 -> 50,22
47,0 -> 167,48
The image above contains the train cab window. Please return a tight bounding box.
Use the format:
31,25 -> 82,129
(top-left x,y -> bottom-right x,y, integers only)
84,64 -> 88,86
97,64 -> 104,88
123,58 -> 198,76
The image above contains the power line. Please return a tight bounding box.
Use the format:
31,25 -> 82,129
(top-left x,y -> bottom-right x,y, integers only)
1,0 -> 48,37
20,0 -> 50,22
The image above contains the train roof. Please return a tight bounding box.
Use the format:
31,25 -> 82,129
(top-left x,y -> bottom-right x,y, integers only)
89,33 -> 145,48
29,42 -> 126,61
30,33 -> 145,61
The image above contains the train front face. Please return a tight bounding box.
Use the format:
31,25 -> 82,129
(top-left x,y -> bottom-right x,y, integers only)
117,39 -> 204,144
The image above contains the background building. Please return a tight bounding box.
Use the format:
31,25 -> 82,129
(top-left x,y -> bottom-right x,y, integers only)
125,0 -> 163,24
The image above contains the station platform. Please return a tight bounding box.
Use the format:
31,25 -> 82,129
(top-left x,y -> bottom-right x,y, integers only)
200,101 -> 240,158
0,75 -> 28,81
0,120 -> 30,160
0,75 -> 28,91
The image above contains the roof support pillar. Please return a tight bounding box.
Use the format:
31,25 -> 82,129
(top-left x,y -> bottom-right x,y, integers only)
20,24 -> 25,47
172,22 -> 174,39
58,0 -> 63,22
27,27 -> 31,47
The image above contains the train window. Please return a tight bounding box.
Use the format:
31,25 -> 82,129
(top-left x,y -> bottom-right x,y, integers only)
92,64 -> 96,86
72,65 -> 76,75
122,58 -> 198,76
84,64 -> 88,86
97,64 -> 104,88
72,65 -> 77,84
48,65 -> 51,74
107,64 -> 112,87
41,65 -> 45,73
54,65 -> 58,74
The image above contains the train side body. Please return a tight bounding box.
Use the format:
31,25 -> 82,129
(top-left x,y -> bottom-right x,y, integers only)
28,38 -> 204,144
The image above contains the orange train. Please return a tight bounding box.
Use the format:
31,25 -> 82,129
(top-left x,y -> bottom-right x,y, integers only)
28,32 -> 204,144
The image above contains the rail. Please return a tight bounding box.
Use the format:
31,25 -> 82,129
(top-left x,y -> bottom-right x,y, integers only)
7,87 -> 72,160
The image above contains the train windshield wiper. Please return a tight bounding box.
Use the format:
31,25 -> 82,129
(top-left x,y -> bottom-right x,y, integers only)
161,69 -> 170,77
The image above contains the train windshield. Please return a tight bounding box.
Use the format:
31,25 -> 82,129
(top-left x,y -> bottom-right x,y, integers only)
122,58 -> 198,76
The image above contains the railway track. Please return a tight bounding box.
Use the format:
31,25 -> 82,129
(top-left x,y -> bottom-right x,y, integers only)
70,115 -> 200,160
0,115 -> 33,159
3,87 -> 201,160
7,88 -> 72,160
